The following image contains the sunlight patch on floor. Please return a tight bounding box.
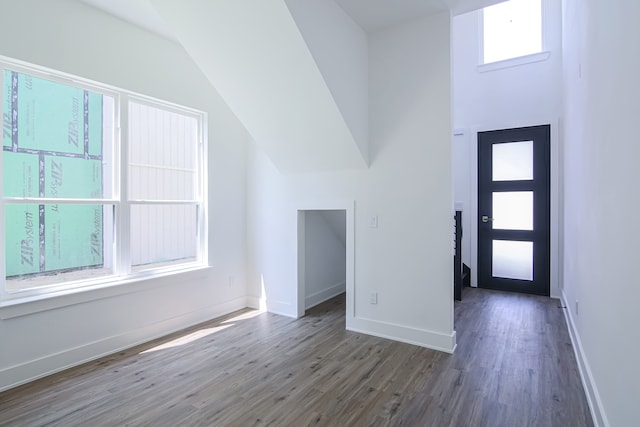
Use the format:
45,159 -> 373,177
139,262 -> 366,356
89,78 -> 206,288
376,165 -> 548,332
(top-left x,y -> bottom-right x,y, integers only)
140,324 -> 234,354
223,309 -> 264,323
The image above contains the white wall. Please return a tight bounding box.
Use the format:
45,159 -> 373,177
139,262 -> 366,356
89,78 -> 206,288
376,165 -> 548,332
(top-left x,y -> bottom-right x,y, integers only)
303,210 -> 346,309
151,0 -> 367,173
451,0 -> 506,15
452,0 -> 563,294
453,2 -> 563,126
561,0 -> 640,425
285,0 -> 369,163
0,0 -> 250,391
247,12 -> 455,352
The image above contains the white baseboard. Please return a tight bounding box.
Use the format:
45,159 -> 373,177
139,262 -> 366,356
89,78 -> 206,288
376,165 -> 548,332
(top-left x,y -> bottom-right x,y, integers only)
305,281 -> 345,309
0,296 -> 250,393
561,292 -> 608,427
264,299 -> 296,318
246,295 -> 261,310
347,316 -> 456,354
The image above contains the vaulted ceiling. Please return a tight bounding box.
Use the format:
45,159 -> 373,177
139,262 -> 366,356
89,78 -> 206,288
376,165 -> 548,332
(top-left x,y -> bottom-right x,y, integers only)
80,0 -> 505,37
78,0 -> 504,173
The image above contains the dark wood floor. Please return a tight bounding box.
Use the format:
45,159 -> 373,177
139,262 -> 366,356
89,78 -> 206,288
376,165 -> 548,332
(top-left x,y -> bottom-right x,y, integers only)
0,288 -> 593,426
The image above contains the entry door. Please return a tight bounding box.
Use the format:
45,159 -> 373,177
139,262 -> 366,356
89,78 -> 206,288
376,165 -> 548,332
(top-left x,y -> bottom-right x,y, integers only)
478,125 -> 550,296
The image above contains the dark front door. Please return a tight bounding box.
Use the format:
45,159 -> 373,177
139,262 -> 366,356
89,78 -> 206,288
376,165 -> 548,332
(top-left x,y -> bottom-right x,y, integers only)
477,125 -> 550,296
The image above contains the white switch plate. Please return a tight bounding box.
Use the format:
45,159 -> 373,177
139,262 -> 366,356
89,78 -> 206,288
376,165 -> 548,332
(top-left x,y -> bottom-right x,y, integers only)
369,215 -> 378,228
370,292 -> 378,304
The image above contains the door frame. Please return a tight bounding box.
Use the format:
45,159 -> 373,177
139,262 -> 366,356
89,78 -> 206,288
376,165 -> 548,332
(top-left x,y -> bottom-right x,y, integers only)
468,118 -> 561,298
296,200 -> 355,320
477,125 -> 550,295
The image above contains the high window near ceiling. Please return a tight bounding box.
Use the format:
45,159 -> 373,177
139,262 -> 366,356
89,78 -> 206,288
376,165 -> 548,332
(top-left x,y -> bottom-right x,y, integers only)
482,0 -> 543,64
1,58 -> 207,301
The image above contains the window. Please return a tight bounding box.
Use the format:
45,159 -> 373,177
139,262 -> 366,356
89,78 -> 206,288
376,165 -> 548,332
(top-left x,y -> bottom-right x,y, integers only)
128,101 -> 203,272
482,0 -> 542,64
1,58 -> 206,300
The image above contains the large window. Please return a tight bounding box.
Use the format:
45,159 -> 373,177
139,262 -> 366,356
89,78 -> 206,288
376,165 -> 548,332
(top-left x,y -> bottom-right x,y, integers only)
1,58 -> 206,299
482,0 -> 542,64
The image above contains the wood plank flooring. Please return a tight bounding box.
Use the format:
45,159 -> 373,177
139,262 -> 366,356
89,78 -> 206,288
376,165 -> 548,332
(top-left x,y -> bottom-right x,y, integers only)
0,288 -> 593,426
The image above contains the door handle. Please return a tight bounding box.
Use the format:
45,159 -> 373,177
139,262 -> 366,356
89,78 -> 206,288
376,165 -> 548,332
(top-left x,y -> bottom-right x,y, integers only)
481,215 -> 494,223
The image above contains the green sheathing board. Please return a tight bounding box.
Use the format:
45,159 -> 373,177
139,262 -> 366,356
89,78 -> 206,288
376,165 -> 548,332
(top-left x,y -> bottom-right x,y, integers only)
3,152 -> 39,197
17,73 -> 86,154
3,70 -> 11,148
88,92 -> 103,157
46,204 -> 103,271
3,70 -> 104,278
44,156 -> 103,199
5,205 -> 40,276
5,204 -> 103,276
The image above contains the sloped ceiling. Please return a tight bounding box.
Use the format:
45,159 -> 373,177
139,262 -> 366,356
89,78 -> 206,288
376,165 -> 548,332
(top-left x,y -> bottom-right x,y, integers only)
77,0 -> 505,173
81,0 -> 176,40
79,0 -> 506,37
151,0 -> 369,173
334,0 -> 451,31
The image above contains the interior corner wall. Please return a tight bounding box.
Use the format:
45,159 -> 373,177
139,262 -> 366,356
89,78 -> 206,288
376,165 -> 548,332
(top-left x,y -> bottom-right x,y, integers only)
151,0 -> 367,174
561,0 -> 640,425
0,0 -> 250,391
284,0 -> 369,163
247,12 -> 455,352
452,0 -> 563,295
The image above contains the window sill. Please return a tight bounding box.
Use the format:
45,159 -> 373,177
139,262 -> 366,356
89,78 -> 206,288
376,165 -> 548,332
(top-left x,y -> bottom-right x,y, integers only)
0,265 -> 212,320
478,51 -> 551,73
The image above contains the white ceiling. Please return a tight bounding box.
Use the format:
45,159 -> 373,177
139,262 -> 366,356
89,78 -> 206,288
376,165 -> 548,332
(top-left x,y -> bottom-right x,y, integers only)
333,0 -> 451,32
80,0 -> 177,40
79,0 -> 505,41
79,0 -> 470,40
334,0 -> 514,30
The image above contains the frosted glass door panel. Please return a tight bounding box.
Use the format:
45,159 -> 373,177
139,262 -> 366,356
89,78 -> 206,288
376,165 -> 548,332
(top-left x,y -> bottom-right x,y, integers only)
493,191 -> 533,230
493,240 -> 533,280
493,141 -> 533,181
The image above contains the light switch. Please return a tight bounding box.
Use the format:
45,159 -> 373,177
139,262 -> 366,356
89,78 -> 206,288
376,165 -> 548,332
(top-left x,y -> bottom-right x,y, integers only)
369,215 -> 378,228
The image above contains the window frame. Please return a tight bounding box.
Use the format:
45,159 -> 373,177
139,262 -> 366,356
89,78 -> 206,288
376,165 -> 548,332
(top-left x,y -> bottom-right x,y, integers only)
122,96 -> 208,276
0,56 -> 209,308
478,0 -> 550,71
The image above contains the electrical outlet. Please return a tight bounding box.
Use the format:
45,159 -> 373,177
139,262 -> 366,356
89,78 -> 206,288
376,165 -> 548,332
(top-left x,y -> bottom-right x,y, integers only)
370,292 -> 378,304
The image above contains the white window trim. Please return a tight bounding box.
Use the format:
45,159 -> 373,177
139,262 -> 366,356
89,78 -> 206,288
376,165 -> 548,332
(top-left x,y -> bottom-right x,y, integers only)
478,50 -> 551,72
478,0 -> 550,71
0,56 -> 209,313
0,265 -> 213,319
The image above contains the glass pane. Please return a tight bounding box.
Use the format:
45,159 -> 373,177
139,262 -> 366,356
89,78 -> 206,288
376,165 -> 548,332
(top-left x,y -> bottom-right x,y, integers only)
5,203 -> 114,292
483,0 -> 542,64
493,240 -> 533,280
128,102 -> 198,201
493,191 -> 533,230
2,69 -> 115,199
493,140 -> 533,181
130,204 -> 198,270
